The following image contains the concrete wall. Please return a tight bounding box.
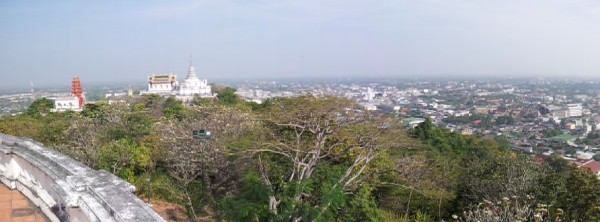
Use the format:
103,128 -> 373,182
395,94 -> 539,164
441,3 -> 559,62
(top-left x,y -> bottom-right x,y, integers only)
0,133 -> 166,222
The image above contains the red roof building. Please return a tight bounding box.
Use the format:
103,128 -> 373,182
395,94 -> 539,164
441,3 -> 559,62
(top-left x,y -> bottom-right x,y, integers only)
573,159 -> 600,177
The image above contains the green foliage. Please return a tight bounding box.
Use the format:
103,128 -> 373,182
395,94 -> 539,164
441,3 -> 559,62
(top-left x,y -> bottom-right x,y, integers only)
192,96 -> 213,107
531,153 -> 600,221
220,171 -> 271,221
216,87 -> 239,106
542,128 -> 563,138
410,118 -> 500,155
124,113 -> 155,139
409,118 -> 435,141
99,138 -> 151,180
344,186 -> 383,222
140,94 -> 163,107
443,113 -> 491,127
413,211 -> 434,222
34,112 -> 73,146
453,153 -> 538,210
558,167 -> 600,221
494,115 -> 515,125
162,97 -> 185,120
248,98 -> 273,112
0,115 -> 43,138
81,103 -> 104,118
564,147 -> 577,155
493,135 -> 512,152
26,98 -> 54,117
101,111 -> 155,141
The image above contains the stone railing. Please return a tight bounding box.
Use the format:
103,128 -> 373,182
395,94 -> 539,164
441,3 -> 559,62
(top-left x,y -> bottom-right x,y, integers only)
0,133 -> 166,222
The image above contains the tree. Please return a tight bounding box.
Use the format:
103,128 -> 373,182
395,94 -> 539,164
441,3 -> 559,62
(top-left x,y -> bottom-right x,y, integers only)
542,128 -> 562,138
558,167 -> 600,221
494,116 -> 515,125
57,101 -> 132,169
410,118 -> 434,140
453,151 -> 540,212
564,147 -> 577,155
26,98 -> 54,117
530,153 -> 600,221
216,87 -> 239,106
34,111 -> 73,146
250,95 -> 398,221
99,138 -> 150,179
162,97 -> 185,120
157,106 -> 255,219
376,152 -> 458,219
0,115 -> 43,138
81,103 -> 105,118
136,94 -> 165,118
457,195 -> 557,222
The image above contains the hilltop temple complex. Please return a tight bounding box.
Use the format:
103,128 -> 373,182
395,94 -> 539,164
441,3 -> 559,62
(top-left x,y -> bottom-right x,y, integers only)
142,62 -> 213,100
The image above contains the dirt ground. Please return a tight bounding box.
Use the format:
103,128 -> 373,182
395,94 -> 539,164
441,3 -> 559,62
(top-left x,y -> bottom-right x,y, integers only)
148,199 -> 189,222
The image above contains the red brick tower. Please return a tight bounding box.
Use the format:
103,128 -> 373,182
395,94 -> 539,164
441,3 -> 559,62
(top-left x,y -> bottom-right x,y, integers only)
71,76 -> 85,108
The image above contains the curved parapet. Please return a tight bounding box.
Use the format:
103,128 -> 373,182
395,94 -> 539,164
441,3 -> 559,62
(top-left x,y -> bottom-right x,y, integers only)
0,133 -> 166,222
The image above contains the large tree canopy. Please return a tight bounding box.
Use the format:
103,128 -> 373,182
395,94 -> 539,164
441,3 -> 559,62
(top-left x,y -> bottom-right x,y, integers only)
26,98 -> 54,117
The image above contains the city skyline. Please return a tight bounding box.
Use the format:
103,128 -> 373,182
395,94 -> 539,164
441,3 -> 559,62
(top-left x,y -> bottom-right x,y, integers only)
2,1 -> 600,88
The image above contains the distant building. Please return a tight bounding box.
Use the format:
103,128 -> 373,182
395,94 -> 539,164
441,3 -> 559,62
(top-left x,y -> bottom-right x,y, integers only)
573,159 -> 600,178
461,128 -> 474,135
553,109 -> 569,119
178,63 -> 212,97
71,76 -> 85,108
146,74 -> 178,95
364,87 -> 375,101
568,103 -> 583,117
51,76 -> 85,112
364,104 -> 377,111
141,61 -> 213,100
565,122 -> 576,130
52,96 -> 81,112
403,117 -> 425,128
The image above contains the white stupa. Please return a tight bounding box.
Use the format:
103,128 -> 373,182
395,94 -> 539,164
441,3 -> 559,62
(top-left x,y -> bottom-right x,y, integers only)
179,61 -> 211,96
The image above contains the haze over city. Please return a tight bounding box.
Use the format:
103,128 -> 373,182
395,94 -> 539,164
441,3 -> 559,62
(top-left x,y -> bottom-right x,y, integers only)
2,0 -> 600,88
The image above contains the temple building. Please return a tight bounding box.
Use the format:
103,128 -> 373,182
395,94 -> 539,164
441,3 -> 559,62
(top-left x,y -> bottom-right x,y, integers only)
178,62 -> 211,96
53,96 -> 81,112
51,76 -> 86,112
146,74 -> 178,95
141,62 -> 213,100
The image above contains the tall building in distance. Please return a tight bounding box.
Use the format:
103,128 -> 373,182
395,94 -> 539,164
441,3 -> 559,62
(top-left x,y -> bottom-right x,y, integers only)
71,76 -> 85,108
567,103 -> 583,117
141,61 -> 214,100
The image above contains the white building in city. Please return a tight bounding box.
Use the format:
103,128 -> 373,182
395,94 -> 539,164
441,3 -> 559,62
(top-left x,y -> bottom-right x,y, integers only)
568,103 -> 583,117
364,87 -> 375,101
553,109 -> 570,119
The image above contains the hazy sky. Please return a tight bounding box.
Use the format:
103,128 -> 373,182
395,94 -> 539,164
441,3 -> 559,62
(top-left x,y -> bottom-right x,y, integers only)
2,0 -> 600,88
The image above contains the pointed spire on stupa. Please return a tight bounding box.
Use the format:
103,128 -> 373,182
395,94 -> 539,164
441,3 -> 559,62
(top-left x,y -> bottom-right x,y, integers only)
186,56 -> 198,79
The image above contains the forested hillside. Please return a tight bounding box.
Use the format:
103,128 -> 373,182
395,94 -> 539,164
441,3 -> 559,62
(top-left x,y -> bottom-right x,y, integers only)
1,93 -> 599,222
